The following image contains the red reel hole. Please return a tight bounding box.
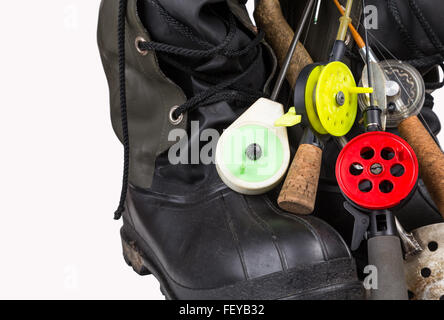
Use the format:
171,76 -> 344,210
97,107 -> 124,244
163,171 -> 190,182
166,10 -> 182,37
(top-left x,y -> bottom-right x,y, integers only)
381,147 -> 395,160
360,147 -> 375,160
358,180 -> 373,192
349,163 -> 363,176
379,180 -> 394,193
390,164 -> 405,177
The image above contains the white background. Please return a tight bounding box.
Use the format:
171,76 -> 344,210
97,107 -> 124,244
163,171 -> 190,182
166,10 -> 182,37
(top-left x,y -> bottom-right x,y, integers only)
0,0 -> 442,300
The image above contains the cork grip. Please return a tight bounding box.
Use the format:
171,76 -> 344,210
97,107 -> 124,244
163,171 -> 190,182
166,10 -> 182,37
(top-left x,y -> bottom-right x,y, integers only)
398,116 -> 444,216
254,0 -> 313,88
255,0 -> 322,214
278,144 -> 322,214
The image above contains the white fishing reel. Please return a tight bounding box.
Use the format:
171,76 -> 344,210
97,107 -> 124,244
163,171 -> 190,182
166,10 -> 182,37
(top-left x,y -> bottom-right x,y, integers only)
215,0 -> 315,195
215,98 -> 290,195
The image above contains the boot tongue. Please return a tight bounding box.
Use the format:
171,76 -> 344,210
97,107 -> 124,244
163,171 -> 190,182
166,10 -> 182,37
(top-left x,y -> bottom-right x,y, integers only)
140,0 -> 251,49
138,0 -> 267,93
155,0 -> 230,46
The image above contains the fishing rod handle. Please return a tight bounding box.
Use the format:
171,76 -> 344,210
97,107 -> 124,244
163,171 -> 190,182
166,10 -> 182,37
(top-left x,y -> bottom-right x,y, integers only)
278,129 -> 323,215
254,0 -> 313,88
398,115 -> 444,216
255,0 -> 321,214
367,235 -> 408,300
278,143 -> 322,215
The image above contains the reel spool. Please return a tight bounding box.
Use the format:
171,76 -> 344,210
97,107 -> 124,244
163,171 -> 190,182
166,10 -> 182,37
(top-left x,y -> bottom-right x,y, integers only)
315,61 -> 369,136
278,61 -> 371,136
379,60 -> 425,128
405,223 -> 444,300
215,98 -> 290,195
336,131 -> 418,210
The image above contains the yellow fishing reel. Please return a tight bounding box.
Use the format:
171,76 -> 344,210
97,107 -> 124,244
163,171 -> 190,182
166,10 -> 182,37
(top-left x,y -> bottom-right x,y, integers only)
276,61 -> 372,137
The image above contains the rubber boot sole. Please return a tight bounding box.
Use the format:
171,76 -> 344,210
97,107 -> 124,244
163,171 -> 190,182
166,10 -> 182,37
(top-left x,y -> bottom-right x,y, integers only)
121,223 -> 364,300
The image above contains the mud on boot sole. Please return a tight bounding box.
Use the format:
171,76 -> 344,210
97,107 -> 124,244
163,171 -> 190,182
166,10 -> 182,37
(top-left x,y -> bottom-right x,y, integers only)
121,226 -> 174,299
122,239 -> 152,276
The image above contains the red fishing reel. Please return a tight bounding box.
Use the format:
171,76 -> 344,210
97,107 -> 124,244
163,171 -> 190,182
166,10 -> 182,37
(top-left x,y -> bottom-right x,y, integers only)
336,132 -> 418,210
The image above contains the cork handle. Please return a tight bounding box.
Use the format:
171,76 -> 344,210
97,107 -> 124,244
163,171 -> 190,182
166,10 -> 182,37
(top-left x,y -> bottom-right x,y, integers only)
278,144 -> 322,215
254,0 -> 313,88
398,115 -> 444,216
255,0 -> 320,215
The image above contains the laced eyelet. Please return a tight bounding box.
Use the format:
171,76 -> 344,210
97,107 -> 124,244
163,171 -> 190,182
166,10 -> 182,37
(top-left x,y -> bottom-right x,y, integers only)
169,106 -> 184,125
135,36 -> 148,56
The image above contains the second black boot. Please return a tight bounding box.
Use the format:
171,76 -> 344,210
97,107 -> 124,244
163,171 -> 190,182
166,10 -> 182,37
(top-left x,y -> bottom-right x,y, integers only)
98,0 -> 364,300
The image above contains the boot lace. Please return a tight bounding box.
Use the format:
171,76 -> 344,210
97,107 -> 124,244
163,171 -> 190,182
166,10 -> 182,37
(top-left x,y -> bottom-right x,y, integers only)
114,0 -> 266,219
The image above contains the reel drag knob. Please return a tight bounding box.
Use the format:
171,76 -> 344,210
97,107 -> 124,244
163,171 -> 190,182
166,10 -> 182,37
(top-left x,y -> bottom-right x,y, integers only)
215,98 -> 290,195
336,131 -> 418,210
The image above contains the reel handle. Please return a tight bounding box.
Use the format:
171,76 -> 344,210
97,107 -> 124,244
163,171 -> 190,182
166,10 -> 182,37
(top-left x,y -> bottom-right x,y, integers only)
278,129 -> 323,215
367,236 -> 408,300
254,0 -> 313,88
367,211 -> 408,300
398,115 -> 444,216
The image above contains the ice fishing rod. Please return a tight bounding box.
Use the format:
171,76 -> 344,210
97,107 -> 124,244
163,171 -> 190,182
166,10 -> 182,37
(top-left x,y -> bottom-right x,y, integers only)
337,115 -> 414,300
332,0 -> 423,257
214,0 -> 316,195
334,0 -> 444,216
336,0 -> 416,300
334,57 -> 422,259
337,98 -> 413,300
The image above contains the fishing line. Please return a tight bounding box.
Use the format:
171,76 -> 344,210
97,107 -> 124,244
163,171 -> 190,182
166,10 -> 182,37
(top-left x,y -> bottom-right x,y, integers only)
350,14 -> 442,149
361,0 -> 375,106
302,2 -> 317,47
284,2 -> 317,112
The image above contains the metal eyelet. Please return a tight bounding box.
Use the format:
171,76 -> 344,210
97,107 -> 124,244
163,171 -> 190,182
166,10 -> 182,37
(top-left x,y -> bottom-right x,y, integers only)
135,36 -> 148,56
169,106 -> 184,125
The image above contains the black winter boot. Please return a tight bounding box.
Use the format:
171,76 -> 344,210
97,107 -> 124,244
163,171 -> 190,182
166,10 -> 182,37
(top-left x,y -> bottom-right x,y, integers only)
98,0 -> 363,299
